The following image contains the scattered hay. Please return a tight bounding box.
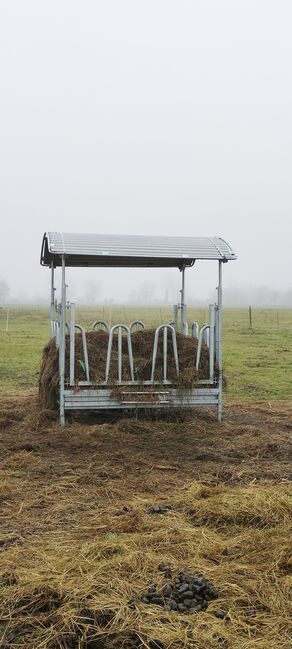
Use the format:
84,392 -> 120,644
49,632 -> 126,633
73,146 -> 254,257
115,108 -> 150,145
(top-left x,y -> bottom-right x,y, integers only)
0,481 -> 291,648
38,329 -> 213,410
0,398 -> 292,648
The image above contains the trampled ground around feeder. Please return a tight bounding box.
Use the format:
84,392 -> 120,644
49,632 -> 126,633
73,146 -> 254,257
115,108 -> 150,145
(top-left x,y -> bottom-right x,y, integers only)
0,395 -> 291,648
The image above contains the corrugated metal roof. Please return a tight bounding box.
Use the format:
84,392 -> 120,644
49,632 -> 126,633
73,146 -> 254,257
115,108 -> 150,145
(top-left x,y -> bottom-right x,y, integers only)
41,232 -> 237,268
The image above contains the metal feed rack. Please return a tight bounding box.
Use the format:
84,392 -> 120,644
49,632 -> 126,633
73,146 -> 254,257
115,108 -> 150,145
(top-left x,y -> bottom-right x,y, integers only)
41,232 -> 236,425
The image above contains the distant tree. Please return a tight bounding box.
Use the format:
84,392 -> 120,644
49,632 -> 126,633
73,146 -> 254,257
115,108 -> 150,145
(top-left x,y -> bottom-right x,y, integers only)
85,281 -> 100,304
0,279 -> 10,304
129,281 -> 156,304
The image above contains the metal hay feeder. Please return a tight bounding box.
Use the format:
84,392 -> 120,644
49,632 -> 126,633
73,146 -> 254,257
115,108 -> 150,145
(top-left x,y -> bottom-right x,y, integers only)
40,232 -> 237,425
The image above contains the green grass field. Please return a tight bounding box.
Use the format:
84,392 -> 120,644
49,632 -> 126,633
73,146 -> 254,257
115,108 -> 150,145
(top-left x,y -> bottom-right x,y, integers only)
0,306 -> 292,400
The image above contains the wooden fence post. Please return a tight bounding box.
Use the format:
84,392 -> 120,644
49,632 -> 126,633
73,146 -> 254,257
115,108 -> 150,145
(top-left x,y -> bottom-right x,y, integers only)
249,305 -> 252,329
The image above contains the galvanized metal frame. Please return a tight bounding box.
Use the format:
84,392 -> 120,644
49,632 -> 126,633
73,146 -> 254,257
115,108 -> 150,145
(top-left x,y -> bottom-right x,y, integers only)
50,262 -> 56,338
59,256 -> 66,427
63,387 -> 220,410
217,260 -> 223,422
105,324 -> 134,383
69,303 -> 75,386
151,324 -> 179,384
92,320 -> 110,332
42,233 -> 235,425
52,261 -> 224,424
75,324 -> 90,383
41,232 -> 236,267
129,320 -> 145,333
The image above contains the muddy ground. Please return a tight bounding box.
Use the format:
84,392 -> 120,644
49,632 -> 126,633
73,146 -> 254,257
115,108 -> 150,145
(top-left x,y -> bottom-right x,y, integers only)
1,398 -> 291,515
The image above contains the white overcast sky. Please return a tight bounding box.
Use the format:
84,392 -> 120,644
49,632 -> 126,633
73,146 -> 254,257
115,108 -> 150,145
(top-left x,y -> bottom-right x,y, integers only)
0,0 -> 291,303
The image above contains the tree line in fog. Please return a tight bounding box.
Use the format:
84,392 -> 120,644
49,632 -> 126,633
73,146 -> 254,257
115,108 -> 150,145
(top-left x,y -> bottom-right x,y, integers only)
1,278 -> 292,308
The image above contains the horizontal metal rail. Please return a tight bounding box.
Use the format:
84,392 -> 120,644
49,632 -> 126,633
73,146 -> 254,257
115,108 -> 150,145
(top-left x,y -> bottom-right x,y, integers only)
63,387 -> 220,410
72,378 -> 216,387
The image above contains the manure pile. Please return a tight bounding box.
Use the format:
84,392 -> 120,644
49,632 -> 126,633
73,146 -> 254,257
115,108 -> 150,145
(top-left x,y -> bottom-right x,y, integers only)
39,329 -> 213,409
139,565 -> 220,614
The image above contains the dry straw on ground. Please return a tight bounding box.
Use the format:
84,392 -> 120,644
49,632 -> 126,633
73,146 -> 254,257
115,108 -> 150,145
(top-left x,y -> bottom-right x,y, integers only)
0,397 -> 291,648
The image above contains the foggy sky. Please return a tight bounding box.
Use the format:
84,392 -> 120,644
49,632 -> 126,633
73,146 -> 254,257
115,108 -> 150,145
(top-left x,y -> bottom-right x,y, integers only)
0,1 -> 292,304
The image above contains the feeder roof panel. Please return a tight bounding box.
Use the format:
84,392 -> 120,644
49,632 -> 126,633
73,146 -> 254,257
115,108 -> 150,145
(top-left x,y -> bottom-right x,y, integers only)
41,232 -> 237,268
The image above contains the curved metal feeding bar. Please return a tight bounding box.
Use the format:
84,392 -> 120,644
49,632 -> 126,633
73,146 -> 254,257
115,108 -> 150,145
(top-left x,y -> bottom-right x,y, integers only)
74,324 -> 90,383
201,323 -> 209,347
151,324 -> 179,384
129,320 -> 145,333
182,321 -> 188,336
105,324 -> 134,383
195,324 -> 210,371
92,319 -> 110,333
191,322 -> 199,339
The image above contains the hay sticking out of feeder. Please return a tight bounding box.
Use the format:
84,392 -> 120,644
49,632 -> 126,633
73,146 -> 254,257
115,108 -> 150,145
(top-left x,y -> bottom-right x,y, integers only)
39,329 -> 214,410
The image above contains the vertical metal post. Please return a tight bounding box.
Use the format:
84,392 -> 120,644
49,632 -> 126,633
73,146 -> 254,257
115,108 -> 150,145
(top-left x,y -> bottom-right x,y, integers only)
59,256 -> 66,426
50,263 -> 55,338
217,261 -> 223,422
69,303 -> 75,386
180,266 -> 186,334
163,326 -> 168,382
209,304 -> 215,383
173,304 -> 178,332
118,326 -> 122,383
56,304 -> 60,348
214,306 -> 219,364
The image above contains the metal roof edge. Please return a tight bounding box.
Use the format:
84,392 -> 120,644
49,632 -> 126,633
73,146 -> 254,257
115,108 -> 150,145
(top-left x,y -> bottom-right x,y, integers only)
40,232 -> 237,267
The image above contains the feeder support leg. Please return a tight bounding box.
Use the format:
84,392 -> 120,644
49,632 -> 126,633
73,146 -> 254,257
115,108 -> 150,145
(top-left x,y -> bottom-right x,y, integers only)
217,261 -> 223,422
50,263 -> 55,338
180,265 -> 186,334
59,256 -> 66,426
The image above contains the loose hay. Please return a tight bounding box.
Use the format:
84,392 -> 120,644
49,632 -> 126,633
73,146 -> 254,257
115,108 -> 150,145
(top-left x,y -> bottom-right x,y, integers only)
0,398 -> 291,648
0,484 -> 291,648
38,330 -> 213,410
